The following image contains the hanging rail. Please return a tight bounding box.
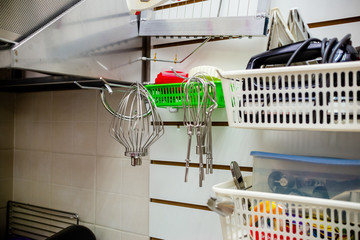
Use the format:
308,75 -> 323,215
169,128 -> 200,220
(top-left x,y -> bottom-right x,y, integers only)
74,78 -> 153,119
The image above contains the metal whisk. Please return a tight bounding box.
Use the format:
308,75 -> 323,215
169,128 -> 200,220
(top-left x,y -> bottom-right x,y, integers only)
205,80 -> 217,174
109,82 -> 164,166
182,74 -> 211,187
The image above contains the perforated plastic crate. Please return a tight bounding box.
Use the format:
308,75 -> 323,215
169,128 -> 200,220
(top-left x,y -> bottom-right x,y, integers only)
220,61 -> 360,131
213,177 -> 360,240
145,81 -> 225,108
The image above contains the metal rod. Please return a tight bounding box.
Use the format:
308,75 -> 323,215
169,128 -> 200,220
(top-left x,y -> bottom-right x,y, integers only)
217,0 -> 222,17
74,77 -> 134,92
12,217 -> 64,229
11,203 -> 78,220
215,69 -> 233,80
11,227 -> 50,239
142,37 -> 151,83
10,211 -> 76,226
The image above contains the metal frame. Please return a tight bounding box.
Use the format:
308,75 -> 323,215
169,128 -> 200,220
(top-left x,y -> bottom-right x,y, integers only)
6,201 -> 79,240
139,0 -> 271,37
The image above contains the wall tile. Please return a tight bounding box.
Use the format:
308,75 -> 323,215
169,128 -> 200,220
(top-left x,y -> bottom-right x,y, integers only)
97,123 -> 124,157
0,150 -> 13,178
121,159 -> 149,197
13,150 -> 30,179
52,122 -> 74,153
31,122 -> 52,151
121,232 -> 149,240
0,179 -> 12,208
51,185 -> 95,223
32,92 -> 52,122
96,156 -> 123,194
94,226 -> 149,240
53,91 -> 73,122
95,192 -> 122,230
95,226 -> 123,240
0,208 -> 6,240
120,196 -> 149,235
13,179 -> 51,207
73,90 -> 97,122
80,223 -> 95,232
97,91 -> 125,122
0,93 -> 15,121
14,121 -> 32,150
52,153 -> 95,189
14,150 -> 51,182
0,121 -> 14,149
73,122 -> 97,155
15,93 -> 33,122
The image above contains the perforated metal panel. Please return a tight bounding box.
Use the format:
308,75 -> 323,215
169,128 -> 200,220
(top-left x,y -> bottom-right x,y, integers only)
0,0 -> 81,42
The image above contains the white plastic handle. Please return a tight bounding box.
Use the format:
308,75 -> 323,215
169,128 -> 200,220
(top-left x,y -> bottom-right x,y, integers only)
126,0 -> 168,14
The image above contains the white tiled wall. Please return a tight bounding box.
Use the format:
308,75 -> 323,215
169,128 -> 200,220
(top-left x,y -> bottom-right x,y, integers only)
0,92 -> 14,239
12,90 -> 150,240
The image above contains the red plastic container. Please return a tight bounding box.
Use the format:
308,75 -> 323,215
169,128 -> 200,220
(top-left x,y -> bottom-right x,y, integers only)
155,71 -> 188,84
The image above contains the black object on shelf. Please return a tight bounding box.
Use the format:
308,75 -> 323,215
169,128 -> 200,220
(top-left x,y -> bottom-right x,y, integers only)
246,34 -> 359,69
47,225 -> 96,240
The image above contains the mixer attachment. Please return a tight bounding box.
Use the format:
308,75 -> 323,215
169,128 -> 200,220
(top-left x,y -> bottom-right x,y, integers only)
181,72 -> 218,187
109,82 -> 164,166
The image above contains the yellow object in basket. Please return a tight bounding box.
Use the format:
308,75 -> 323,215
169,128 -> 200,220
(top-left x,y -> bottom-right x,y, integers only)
250,201 -> 283,230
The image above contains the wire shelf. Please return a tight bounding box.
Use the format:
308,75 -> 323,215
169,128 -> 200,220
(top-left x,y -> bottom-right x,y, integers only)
139,0 -> 271,37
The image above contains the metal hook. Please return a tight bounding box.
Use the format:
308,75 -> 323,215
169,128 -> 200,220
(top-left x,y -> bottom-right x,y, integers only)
74,78 -> 153,119
215,69 -> 234,81
171,67 -> 189,80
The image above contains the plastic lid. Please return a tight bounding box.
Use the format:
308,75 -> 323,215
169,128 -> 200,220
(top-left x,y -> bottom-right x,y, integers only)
155,71 -> 188,84
250,151 -> 360,165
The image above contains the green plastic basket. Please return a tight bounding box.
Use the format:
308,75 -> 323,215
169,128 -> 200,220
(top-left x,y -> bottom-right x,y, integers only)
145,81 -> 225,108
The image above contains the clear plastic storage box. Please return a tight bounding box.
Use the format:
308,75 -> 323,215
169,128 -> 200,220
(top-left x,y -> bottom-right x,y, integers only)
251,151 -> 360,200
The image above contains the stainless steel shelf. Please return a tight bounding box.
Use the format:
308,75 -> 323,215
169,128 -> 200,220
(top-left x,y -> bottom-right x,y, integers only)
139,0 -> 271,37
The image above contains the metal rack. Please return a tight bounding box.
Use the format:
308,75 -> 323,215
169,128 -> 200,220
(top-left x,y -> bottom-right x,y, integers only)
6,201 -> 79,240
139,0 -> 271,37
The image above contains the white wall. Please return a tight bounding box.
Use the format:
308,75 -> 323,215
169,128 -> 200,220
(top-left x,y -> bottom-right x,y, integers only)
12,90 -> 150,240
148,1 -> 360,239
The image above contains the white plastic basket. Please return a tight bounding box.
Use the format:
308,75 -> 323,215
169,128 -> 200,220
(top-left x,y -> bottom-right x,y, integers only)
220,61 -> 360,131
213,177 -> 360,240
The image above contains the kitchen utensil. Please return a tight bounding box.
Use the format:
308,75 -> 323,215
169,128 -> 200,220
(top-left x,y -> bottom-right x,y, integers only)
181,75 -> 209,186
110,82 -> 164,166
230,161 -> 246,190
205,80 -> 217,174
207,197 -> 234,217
